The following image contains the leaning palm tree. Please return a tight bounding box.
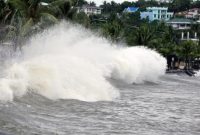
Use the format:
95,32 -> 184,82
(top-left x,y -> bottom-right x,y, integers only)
4,0 -> 72,44
0,0 -> 14,42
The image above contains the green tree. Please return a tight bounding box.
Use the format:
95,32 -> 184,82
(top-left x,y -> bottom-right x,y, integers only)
100,1 -> 121,14
71,0 -> 87,6
101,14 -> 123,41
120,1 -> 135,12
72,12 -> 90,28
133,24 -> 155,46
0,0 -> 12,24
3,0 -> 72,44
135,0 -> 159,11
121,11 -> 141,26
178,41 -> 197,69
170,0 -> 191,13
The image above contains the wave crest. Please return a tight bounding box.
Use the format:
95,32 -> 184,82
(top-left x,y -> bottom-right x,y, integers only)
0,22 -> 166,102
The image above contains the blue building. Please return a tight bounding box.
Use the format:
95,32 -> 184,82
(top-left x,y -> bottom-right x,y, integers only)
123,7 -> 139,13
140,7 -> 173,21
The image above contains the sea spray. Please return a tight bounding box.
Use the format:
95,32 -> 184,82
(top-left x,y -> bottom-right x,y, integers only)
195,70 -> 200,77
0,22 -> 166,102
111,47 -> 166,84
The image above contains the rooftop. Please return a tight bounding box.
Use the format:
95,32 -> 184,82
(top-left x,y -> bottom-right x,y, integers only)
167,18 -> 195,24
82,5 -> 102,9
124,7 -> 139,12
147,7 -> 168,10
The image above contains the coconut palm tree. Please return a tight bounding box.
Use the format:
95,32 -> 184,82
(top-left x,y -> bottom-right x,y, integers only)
0,0 -> 13,41
3,0 -> 72,47
178,41 -> 197,69
134,24 -> 155,46
101,20 -> 123,42
7,0 -> 70,33
100,13 -> 123,42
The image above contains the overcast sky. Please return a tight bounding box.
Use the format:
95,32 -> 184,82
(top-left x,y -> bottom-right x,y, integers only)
87,0 -> 138,6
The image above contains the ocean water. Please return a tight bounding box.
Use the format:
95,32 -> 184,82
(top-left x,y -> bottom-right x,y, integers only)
0,22 -> 199,135
0,75 -> 200,135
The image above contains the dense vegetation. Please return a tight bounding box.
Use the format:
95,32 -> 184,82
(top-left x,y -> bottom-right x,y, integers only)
0,0 -> 200,69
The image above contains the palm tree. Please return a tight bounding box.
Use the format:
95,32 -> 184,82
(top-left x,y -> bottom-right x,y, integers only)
72,12 -> 90,28
0,0 -> 13,42
3,0 -> 72,46
101,20 -> 123,42
0,0 -> 11,23
101,13 -> 123,42
134,24 -> 155,46
7,0 -> 68,32
178,41 -> 197,69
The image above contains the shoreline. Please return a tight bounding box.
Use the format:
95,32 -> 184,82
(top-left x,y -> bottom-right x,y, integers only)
166,69 -> 197,76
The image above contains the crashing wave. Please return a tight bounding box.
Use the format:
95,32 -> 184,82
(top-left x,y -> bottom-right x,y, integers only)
0,22 -> 166,102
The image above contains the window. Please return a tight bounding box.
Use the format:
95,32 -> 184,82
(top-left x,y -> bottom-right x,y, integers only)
154,14 -> 157,18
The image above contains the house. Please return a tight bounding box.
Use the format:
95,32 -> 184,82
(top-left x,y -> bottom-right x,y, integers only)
180,32 -> 199,42
166,18 -> 195,30
123,7 -> 139,13
77,5 -> 102,15
186,8 -> 200,19
140,7 -> 173,21
177,8 -> 200,19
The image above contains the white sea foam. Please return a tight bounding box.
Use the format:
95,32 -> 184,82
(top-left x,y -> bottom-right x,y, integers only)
0,22 -> 167,102
195,71 -> 200,77
111,47 -> 166,84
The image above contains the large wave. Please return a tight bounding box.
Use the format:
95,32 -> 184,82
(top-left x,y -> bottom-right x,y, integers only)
0,22 -> 166,102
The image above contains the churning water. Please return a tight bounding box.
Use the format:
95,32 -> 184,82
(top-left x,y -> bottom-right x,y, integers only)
0,22 -> 166,102
0,22 -> 199,135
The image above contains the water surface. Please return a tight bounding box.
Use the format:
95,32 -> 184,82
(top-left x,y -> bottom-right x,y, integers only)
0,74 -> 200,135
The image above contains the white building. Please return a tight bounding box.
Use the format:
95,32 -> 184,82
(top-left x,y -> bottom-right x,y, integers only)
166,18 -> 195,30
140,7 -> 173,21
77,5 -> 102,15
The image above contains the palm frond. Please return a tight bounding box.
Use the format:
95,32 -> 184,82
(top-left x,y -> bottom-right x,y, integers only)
8,0 -> 28,17
40,12 -> 58,23
20,18 -> 34,37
